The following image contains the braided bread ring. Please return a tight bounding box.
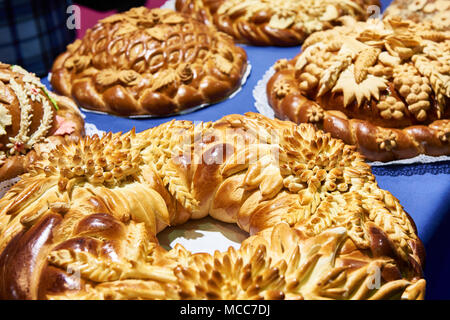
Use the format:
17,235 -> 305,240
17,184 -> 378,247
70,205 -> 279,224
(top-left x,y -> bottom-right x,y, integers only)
0,113 -> 425,299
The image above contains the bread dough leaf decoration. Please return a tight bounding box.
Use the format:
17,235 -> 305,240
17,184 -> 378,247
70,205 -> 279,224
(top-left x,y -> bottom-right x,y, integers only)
385,34 -> 422,60
317,46 -> 355,97
333,65 -> 388,107
151,68 -> 177,92
114,23 -> 138,37
295,43 -> 325,72
215,54 -> 233,75
162,14 -> 185,24
145,26 -> 166,41
64,55 -> 91,72
96,69 -> 119,87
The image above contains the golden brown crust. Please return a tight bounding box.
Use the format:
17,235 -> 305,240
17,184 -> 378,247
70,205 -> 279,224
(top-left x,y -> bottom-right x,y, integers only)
50,7 -> 248,117
267,17 -> 450,161
0,63 -> 84,181
176,0 -> 380,46
384,0 -> 450,31
0,113 -> 425,300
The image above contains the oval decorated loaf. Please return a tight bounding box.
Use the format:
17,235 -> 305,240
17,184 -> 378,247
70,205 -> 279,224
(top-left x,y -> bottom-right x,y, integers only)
0,113 -> 425,300
51,7 -> 248,117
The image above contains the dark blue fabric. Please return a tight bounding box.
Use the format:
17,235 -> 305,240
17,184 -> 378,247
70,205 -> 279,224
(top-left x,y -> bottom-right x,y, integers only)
38,0 -> 449,299
0,0 -> 76,76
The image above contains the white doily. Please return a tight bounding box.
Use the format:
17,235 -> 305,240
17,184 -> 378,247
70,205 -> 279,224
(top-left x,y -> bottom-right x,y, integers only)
0,123 -> 105,198
254,66 -> 450,166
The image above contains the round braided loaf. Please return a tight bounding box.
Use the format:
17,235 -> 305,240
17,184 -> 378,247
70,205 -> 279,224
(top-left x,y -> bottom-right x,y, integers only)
0,113 -> 425,300
176,0 -> 380,46
268,17 -> 450,161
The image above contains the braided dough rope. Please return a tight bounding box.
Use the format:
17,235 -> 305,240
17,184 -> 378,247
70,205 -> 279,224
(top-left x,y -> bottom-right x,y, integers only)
0,63 -> 85,182
51,7 -> 248,117
268,17 -> 450,161
175,0 -> 380,46
0,113 -> 425,300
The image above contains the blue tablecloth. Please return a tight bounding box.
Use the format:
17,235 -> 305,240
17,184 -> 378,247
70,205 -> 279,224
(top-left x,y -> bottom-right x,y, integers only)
41,0 -> 450,299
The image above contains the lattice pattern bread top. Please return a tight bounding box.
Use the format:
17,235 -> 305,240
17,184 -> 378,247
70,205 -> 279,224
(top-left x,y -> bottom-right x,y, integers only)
384,0 -> 450,31
0,62 -> 84,181
267,17 -> 450,161
176,0 -> 380,46
0,113 -> 425,300
50,7 -> 248,117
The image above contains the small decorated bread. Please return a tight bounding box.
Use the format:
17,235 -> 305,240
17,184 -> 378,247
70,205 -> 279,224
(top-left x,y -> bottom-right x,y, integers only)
51,7 -> 248,117
176,0 -> 380,46
0,113 -> 424,300
0,63 -> 84,181
267,17 -> 450,161
384,0 -> 450,30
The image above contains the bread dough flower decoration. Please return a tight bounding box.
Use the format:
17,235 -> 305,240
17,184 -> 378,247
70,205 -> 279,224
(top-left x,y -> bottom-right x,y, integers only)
376,129 -> 398,151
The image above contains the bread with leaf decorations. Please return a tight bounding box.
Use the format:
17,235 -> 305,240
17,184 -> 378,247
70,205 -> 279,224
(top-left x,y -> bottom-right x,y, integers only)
176,0 -> 380,46
0,63 -> 84,181
0,113 -> 425,299
268,17 -> 450,161
50,7 -> 248,117
384,0 -> 450,31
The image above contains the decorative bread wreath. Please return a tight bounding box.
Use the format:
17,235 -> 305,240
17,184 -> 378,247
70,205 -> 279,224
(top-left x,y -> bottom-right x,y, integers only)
176,0 -> 380,46
51,7 -> 248,117
0,113 -> 425,299
0,63 -> 84,182
267,17 -> 450,161
384,0 -> 450,31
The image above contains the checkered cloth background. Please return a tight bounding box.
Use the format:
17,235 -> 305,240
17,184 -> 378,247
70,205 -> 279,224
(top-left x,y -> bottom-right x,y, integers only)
0,0 -> 76,76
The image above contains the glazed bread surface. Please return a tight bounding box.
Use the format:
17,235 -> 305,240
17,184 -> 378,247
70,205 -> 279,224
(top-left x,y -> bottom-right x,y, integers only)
0,113 -> 425,300
51,7 -> 248,117
268,17 -> 450,161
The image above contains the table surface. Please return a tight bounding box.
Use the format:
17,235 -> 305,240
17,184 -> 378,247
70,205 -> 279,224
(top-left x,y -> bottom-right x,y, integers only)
42,0 -> 450,299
